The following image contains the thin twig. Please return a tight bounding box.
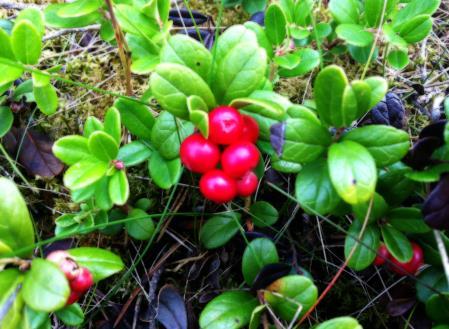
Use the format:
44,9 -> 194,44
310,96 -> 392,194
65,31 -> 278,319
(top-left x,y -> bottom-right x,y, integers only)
43,25 -> 101,42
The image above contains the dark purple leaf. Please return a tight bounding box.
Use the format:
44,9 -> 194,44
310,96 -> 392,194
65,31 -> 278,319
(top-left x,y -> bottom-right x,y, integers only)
42,239 -> 75,257
403,137 -> 443,170
156,285 -> 187,329
251,263 -> 291,291
365,92 -> 405,129
179,29 -> 215,49
419,120 -> 446,140
250,11 -> 265,26
423,175 -> 449,230
244,231 -> 271,241
270,122 -> 285,156
387,298 -> 416,317
169,8 -> 208,27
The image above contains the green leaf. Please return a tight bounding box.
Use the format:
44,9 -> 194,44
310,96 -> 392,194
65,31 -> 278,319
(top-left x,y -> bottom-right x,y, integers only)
264,275 -> 318,321
151,111 -> 194,160
416,267 -> 449,303
242,0 -> 267,15
199,291 -> 259,329
0,28 -> 15,59
342,125 -> 410,167
377,162 -> 416,206
0,106 -> 13,137
329,0 -> 359,24
64,156 -> 109,190
22,259 -> 70,312
0,63 -> 23,86
279,118 -> 332,164
249,305 -> 267,329
271,155 -> 303,173
199,213 -> 241,249
405,163 -> 449,183
352,192 -> 388,224
393,0 -> 440,28
16,8 -> 45,37
289,26 -> 310,40
53,135 -> 90,165
150,63 -> 216,119
278,48 -> 321,78
295,158 -> 342,215
274,52 -> 301,70
387,49 -> 409,70
381,224 -> 412,262
336,24 -> 374,47
125,208 -> 155,240
293,0 -> 314,26
114,4 -> 159,37
345,221 -> 380,271
243,21 -> 274,58
68,247 -> 124,282
230,91 -> 288,120
114,98 -> 154,140
364,76 -> 389,109
265,4 -> 287,45
58,0 -> 103,18
249,201 -> 279,227
388,207 -> 430,233
44,3 -> 101,28
190,110 -> 209,139
314,65 -> 348,127
83,116 -> 104,138
0,269 -> 24,329
126,34 -> 160,74
328,141 -> 377,205
88,131 -> 119,162
0,178 -> 35,257
160,34 -> 212,82
148,151 -> 182,189
55,303 -> 84,326
315,317 -> 362,329
108,170 -> 129,206
117,141 -> 152,167
242,238 -> 279,285
11,20 -> 42,65
104,107 -> 121,144
94,177 -> 113,210
21,305 -> 49,329
426,293 -> 449,323
398,15 -> 432,43
348,43 -> 379,64
33,82 -> 58,115
365,0 -> 397,27
341,80 -> 372,124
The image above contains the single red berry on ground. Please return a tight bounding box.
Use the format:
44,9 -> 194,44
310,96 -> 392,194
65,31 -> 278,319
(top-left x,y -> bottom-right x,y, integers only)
389,242 -> 424,276
180,133 -> 220,173
221,142 -> 260,178
208,106 -> 243,145
199,169 -> 237,203
373,243 -> 390,266
241,115 -> 259,143
236,171 -> 258,197
70,267 -> 94,293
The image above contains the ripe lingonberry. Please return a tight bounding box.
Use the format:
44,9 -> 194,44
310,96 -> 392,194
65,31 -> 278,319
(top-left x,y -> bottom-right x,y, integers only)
66,291 -> 81,306
199,170 -> 237,203
373,244 -> 390,266
241,115 -> 259,143
208,106 -> 243,145
236,171 -> 258,197
180,133 -> 220,173
70,267 -> 94,293
389,242 -> 424,276
221,142 -> 260,178
47,250 -> 79,281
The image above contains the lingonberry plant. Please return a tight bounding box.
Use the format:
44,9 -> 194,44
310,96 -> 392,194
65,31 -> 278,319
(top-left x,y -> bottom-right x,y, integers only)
0,0 -> 448,328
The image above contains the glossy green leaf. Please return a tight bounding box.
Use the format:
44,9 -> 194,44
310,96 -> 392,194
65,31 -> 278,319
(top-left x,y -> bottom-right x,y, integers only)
125,208 -> 155,240
88,131 -> 119,162
274,52 -> 301,70
315,317 -> 362,329
345,221 -> 380,271
16,8 -> 45,37
199,213 -> 241,249
328,141 -> 377,205
20,305 -> 49,329
45,3 -> 101,28
278,48 -> 321,78
83,116 -> 104,137
150,63 -> 216,119
58,0 -> 103,18
352,192 -> 388,224
377,162 -> 416,206
329,0 -> 359,24
248,305 -> 266,329
364,76 -> 389,109
68,247 -> 124,282
393,0 -> 440,28
0,106 -> 13,137
426,293 -> 449,323
341,80 -> 372,125
22,259 -> 70,312
242,0 -> 267,15
53,135 -> 90,165
190,110 -> 209,138
365,0 -> 397,27
293,0 -> 314,26
242,238 -> 279,285
0,269 -> 24,329
33,82 -> 58,115
387,49 -> 409,70
230,92 -> 287,120
249,201 -> 279,227
104,107 -> 121,144
416,267 -> 449,303
126,34 -> 160,74
0,178 -> 35,257
265,4 -> 287,45
264,275 -> 318,322
55,303 -> 84,326
336,24 -> 374,47
243,21 -> 273,58
342,125 -> 410,167
151,111 -> 194,160
114,4 -> 159,37
199,291 -> 258,329
295,158 -> 341,215
94,176 -> 113,210
271,155 -> 303,173
388,207 -> 430,233
117,141 -> 152,166
108,170 -> 129,206
398,15 -> 432,44
405,163 -> 449,182
11,20 -> 42,65
160,34 -> 212,81
381,224 -> 412,262
348,43 -> 379,64
289,26 -> 311,40
0,28 -> 15,59
148,151 -> 182,190
64,156 -> 109,190
114,98 -> 154,140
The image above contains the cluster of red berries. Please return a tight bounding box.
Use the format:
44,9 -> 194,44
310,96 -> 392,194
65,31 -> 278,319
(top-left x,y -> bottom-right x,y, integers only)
47,251 -> 94,305
180,106 -> 260,203
374,242 -> 424,276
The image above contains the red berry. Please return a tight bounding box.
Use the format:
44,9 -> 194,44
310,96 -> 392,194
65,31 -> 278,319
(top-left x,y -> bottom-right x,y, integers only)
66,291 -> 80,306
199,170 -> 237,203
373,244 -> 390,266
208,106 -> 243,145
180,133 -> 220,173
47,250 -> 79,281
221,142 -> 260,178
70,267 -> 94,293
389,242 -> 424,276
241,115 -> 259,143
236,171 -> 258,197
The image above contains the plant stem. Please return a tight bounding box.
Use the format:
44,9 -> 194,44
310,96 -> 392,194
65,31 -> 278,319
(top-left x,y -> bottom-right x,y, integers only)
104,0 -> 133,96
434,230 -> 449,286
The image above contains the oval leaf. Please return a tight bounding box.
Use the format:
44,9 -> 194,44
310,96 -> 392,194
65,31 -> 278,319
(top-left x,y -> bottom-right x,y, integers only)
242,238 -> 279,285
